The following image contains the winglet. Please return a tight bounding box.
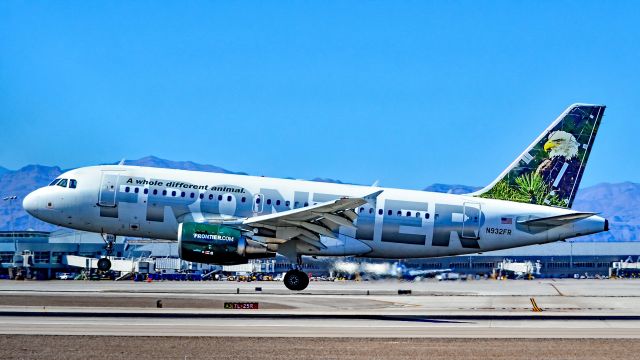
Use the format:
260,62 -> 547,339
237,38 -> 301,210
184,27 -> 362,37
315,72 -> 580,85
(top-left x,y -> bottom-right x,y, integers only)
363,190 -> 384,201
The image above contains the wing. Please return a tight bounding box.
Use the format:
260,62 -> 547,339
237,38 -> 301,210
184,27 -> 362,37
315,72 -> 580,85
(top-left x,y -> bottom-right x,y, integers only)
243,190 -> 383,251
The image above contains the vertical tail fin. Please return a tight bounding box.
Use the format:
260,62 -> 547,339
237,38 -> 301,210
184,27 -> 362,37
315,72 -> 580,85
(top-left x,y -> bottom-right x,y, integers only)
474,104 -> 605,208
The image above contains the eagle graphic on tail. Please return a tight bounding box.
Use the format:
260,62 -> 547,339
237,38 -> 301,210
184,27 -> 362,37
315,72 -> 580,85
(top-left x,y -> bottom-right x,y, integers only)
474,104 -> 605,209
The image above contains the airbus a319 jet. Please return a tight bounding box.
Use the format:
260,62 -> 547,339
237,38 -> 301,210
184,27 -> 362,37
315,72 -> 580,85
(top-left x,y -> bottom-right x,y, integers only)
23,104 -> 608,290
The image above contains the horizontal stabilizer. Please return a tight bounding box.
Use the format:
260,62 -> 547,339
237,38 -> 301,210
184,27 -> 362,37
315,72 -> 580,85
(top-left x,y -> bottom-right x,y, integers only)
518,212 -> 597,227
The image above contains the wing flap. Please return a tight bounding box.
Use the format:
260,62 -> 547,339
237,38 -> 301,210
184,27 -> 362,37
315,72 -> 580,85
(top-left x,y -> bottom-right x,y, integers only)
297,236 -> 327,250
283,220 -> 337,238
314,212 -> 356,229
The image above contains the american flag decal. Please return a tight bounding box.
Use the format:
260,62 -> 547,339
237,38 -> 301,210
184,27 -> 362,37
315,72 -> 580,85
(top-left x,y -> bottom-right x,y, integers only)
501,217 -> 512,225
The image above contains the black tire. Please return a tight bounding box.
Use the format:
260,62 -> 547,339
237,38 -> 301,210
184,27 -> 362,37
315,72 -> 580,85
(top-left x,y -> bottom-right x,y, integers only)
284,270 -> 309,291
97,258 -> 112,272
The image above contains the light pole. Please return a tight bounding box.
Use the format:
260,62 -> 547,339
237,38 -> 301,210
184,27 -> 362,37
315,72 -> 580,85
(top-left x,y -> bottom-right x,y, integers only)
569,240 -> 574,271
3,196 -> 18,252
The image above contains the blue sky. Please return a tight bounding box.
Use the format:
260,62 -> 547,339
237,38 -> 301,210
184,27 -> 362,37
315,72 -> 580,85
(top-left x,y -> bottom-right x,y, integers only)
1,1 -> 639,190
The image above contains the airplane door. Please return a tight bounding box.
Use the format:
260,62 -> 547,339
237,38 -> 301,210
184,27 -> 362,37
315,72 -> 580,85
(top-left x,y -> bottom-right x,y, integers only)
461,202 -> 481,239
98,171 -> 122,207
253,194 -> 264,214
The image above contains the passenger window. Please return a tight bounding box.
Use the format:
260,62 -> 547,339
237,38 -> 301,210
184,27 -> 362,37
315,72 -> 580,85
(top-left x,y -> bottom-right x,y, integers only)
285,201 -> 290,207
153,189 -> 158,195
171,191 -> 176,197
190,193 -> 195,198
162,190 -> 167,196
242,197 -> 246,203
57,179 -> 68,188
359,207 -> 364,213
256,198 -> 261,204
125,187 -> 130,193
199,193 -> 204,199
180,192 -> 185,197
397,210 -> 402,216
134,187 -> 139,194
387,210 -> 392,216
227,195 -> 232,201
369,208 -> 373,214
144,188 -> 148,195
425,213 -> 430,219
49,179 -> 61,186
416,212 -> 421,218
69,179 -> 77,189
304,202 -> 309,207
266,199 -> 272,205
209,194 -> 213,200
378,209 -> 383,215
406,211 -> 411,217
276,200 -> 281,206
218,195 -> 223,201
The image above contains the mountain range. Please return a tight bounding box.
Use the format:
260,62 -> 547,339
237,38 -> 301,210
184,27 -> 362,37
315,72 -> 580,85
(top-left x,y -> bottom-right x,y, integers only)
1,156 -> 637,242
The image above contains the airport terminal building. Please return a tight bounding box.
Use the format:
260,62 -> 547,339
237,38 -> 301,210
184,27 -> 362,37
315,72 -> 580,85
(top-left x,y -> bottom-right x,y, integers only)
409,242 -> 640,278
1,230 -> 639,279
0,231 -> 127,279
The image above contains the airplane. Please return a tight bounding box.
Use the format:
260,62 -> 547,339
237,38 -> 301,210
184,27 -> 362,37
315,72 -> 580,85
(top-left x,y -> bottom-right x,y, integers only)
22,104 -> 608,290
332,260 -> 452,280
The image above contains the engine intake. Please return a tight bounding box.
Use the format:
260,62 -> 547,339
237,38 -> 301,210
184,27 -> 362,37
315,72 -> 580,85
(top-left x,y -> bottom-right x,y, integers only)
178,222 -> 273,265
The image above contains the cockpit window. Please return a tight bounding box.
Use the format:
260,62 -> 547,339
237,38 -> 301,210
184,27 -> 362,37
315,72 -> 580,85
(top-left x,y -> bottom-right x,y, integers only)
57,179 -> 68,188
69,179 -> 77,189
49,178 -> 61,186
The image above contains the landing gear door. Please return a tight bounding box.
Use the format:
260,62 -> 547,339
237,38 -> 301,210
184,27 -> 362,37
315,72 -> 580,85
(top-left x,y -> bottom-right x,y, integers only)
98,171 -> 122,207
462,202 -> 481,239
253,193 -> 264,214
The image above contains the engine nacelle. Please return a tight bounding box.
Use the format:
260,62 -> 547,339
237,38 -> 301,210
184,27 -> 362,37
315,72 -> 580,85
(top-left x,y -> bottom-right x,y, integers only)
178,222 -> 274,265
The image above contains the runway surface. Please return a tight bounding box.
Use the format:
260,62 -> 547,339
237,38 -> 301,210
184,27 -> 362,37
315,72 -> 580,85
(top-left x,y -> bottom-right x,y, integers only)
0,279 -> 639,338
3,336 -> 639,360
1,315 -> 639,338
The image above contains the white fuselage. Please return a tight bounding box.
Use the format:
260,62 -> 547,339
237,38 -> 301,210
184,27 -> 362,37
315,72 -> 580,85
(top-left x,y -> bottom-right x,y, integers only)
23,165 -> 607,259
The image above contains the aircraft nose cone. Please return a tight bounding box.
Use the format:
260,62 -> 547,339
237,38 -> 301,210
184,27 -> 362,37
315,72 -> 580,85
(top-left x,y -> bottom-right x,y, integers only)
22,191 -> 39,216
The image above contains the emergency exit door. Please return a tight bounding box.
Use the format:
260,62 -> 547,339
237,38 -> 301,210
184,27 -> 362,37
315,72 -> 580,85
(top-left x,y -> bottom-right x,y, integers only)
461,202 -> 481,239
98,171 -> 122,207
253,193 -> 264,214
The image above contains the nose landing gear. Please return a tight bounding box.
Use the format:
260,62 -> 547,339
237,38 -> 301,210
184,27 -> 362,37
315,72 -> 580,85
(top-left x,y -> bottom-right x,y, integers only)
97,257 -> 112,272
98,233 -> 116,272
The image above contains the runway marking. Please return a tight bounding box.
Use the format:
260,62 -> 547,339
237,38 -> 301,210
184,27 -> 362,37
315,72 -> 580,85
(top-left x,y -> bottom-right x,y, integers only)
1,323 -> 640,338
549,283 -> 565,296
530,298 -> 543,312
1,321 -> 639,330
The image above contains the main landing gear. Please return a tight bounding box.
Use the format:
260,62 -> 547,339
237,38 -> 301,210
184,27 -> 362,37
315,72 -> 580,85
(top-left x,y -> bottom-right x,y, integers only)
284,269 -> 309,291
98,233 -> 116,272
284,255 -> 309,291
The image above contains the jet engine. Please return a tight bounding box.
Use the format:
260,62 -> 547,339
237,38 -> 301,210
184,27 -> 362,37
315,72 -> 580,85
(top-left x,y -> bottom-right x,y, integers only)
178,222 -> 274,265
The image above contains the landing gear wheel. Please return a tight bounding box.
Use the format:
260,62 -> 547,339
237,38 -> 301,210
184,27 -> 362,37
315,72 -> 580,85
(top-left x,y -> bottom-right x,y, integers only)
97,258 -> 112,272
284,269 -> 309,291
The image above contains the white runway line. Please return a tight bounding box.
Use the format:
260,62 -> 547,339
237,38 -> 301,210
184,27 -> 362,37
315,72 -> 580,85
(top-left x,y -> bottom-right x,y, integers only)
0,316 -> 639,338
